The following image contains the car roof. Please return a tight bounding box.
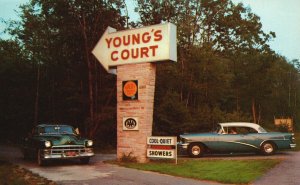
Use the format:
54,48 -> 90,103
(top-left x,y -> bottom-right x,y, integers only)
218,122 -> 265,132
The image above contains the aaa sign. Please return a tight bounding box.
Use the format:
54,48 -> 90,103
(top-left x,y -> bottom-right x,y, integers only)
92,23 -> 177,73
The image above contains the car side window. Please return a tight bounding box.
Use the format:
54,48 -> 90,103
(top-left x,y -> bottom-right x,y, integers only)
247,127 -> 258,133
236,127 -> 258,134
236,127 -> 248,134
222,127 -> 238,134
38,127 -> 45,135
229,127 -> 238,134
222,127 -> 229,134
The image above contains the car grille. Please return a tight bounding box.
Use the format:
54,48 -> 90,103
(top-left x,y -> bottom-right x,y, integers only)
50,145 -> 86,154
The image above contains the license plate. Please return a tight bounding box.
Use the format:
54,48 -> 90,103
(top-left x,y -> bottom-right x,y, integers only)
65,151 -> 77,156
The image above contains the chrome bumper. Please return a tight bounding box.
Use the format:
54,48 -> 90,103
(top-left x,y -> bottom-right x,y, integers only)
178,142 -> 189,149
42,148 -> 94,160
290,144 -> 296,148
43,152 -> 94,159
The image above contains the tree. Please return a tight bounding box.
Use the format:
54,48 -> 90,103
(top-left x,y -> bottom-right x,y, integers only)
0,39 -> 35,141
1,0 -> 299,145
8,0 -> 126,139
136,0 -> 278,132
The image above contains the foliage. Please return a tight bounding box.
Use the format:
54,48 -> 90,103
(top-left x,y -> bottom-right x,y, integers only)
1,0 -> 126,141
276,124 -> 290,133
1,0 -> 300,145
137,0 -> 300,133
0,40 -> 35,142
0,160 -> 56,185
120,159 -> 281,184
120,152 -> 137,163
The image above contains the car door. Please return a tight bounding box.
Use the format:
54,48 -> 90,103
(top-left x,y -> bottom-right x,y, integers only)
209,127 -> 259,152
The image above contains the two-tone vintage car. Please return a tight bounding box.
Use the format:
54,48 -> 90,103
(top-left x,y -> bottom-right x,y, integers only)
22,124 -> 94,165
178,122 -> 296,157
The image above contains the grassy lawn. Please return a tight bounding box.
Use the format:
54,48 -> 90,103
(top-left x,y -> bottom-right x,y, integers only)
117,159 -> 281,184
0,159 -> 56,185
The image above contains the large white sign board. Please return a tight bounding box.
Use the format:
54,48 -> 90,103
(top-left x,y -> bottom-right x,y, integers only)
92,23 -> 177,73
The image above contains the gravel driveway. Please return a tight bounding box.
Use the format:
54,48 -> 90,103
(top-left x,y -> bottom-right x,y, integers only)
252,151 -> 300,185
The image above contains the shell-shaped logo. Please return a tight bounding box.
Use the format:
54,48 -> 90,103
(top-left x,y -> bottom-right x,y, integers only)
123,80 -> 138,100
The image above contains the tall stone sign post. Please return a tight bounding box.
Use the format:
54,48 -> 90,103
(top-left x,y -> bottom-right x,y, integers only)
92,23 -> 177,163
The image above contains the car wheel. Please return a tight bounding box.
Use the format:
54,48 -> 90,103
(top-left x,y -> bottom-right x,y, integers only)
261,142 -> 276,155
188,143 -> 204,157
37,149 -> 46,166
80,157 -> 90,164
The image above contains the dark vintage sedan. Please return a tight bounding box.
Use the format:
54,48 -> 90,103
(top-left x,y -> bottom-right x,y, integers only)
178,122 -> 296,157
22,124 -> 94,165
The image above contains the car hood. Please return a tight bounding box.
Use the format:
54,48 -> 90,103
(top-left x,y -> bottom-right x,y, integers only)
39,135 -> 85,146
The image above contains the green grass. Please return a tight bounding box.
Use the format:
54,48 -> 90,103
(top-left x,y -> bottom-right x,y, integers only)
119,159 -> 281,184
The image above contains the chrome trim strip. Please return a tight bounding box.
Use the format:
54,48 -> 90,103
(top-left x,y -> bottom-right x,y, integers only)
43,152 -> 95,159
178,143 -> 189,149
290,144 -> 296,148
259,139 -> 289,147
225,141 -> 259,149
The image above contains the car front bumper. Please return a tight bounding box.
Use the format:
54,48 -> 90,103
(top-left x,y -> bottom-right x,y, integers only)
178,142 -> 189,149
177,142 -> 189,155
290,144 -> 296,148
42,147 -> 94,160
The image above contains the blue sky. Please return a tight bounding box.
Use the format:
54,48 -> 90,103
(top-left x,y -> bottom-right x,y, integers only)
0,0 -> 299,61
232,0 -> 300,61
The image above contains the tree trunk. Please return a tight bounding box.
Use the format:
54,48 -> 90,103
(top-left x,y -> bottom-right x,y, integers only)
236,89 -> 239,112
252,98 -> 257,123
34,64 -> 40,125
80,15 -> 95,137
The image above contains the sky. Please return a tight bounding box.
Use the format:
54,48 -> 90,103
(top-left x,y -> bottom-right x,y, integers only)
0,0 -> 299,61
232,0 -> 300,62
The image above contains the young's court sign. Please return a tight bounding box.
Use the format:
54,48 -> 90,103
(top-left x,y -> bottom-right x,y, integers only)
92,23 -> 177,73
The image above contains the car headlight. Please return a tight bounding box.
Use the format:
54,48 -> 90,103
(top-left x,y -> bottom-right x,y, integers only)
45,141 -> 52,148
87,140 -> 93,147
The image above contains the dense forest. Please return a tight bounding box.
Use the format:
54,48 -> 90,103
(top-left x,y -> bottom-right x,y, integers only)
1,0 -> 299,147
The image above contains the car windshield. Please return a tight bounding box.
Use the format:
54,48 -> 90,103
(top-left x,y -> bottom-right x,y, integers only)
39,126 -> 76,135
257,125 -> 267,133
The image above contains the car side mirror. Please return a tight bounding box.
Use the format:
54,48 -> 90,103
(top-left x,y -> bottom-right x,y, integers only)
75,128 -> 80,135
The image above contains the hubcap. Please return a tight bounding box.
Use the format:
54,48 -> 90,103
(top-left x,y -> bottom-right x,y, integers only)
264,143 -> 273,153
192,146 -> 201,155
